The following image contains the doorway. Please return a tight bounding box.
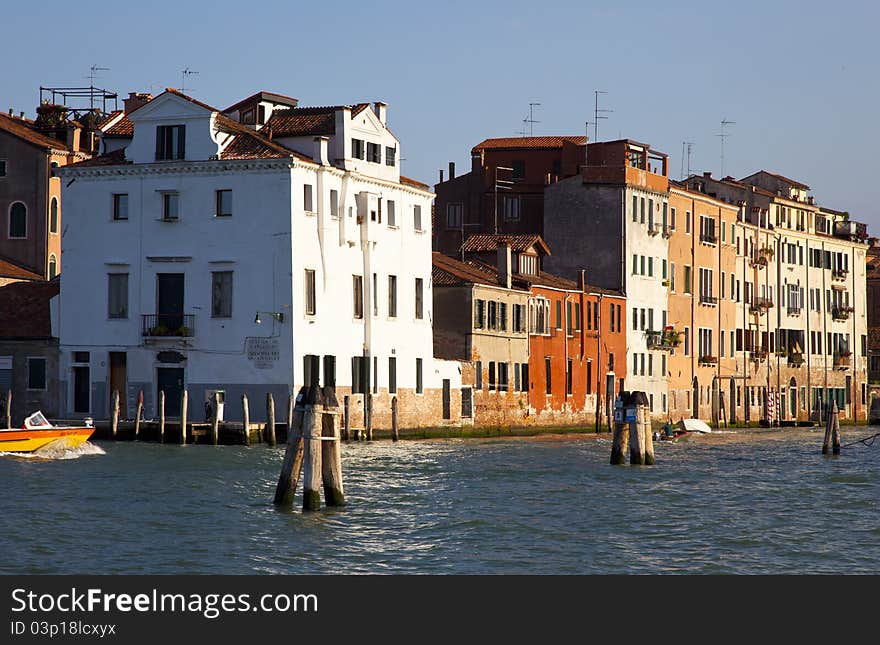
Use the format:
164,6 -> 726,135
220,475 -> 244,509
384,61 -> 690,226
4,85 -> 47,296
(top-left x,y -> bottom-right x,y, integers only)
157,367 -> 184,417
789,378 -> 797,420
442,379 -> 451,419
157,273 -> 185,331
109,352 -> 127,418
73,365 -> 90,414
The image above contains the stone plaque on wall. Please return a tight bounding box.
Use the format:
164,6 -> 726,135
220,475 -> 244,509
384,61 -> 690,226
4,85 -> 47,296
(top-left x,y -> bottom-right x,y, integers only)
246,337 -> 280,370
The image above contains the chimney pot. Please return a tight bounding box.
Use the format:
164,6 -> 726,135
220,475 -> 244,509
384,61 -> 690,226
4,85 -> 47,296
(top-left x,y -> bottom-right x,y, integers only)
439,169 -> 444,183
497,243 -> 512,290
7,108 -> 12,117
448,161 -> 455,180
703,171 -> 712,178
20,111 -> 24,119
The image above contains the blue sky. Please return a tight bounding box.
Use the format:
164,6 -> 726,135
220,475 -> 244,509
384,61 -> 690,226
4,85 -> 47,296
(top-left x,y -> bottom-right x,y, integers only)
5,0 -> 877,228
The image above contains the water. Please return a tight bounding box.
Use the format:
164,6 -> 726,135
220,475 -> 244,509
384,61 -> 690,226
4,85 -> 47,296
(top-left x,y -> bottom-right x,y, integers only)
2,428 -> 878,574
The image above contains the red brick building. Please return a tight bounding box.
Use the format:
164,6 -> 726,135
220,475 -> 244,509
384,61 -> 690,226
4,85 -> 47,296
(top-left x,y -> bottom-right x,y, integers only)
433,136 -> 586,255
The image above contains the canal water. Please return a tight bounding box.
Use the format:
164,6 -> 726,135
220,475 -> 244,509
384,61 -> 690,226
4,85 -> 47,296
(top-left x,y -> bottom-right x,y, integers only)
2,428 -> 878,574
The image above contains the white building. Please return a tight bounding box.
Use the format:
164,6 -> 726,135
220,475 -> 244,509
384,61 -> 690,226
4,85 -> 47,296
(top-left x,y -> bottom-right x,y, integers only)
58,89 -> 460,426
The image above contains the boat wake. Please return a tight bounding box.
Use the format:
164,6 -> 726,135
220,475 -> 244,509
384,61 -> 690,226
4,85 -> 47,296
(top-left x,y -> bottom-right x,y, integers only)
0,441 -> 105,460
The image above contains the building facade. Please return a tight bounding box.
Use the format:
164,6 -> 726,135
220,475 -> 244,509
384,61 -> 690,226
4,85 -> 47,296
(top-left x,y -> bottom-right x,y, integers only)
57,89 -> 460,428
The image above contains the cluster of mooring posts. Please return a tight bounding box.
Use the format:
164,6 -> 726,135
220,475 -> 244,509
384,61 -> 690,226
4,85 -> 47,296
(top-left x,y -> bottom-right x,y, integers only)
610,391 -> 655,466
274,385 -> 345,511
822,400 -> 841,455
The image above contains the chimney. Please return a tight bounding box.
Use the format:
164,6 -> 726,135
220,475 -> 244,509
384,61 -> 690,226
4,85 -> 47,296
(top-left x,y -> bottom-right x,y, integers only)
497,243 -> 512,290
313,136 -> 329,166
703,171 -> 712,178
373,101 -> 387,125
448,162 -> 455,180
807,196 -> 814,205
123,92 -> 153,114
66,123 -> 81,151
19,112 -> 24,119
439,169 -> 444,183
578,269 -> 587,292
7,108 -> 12,117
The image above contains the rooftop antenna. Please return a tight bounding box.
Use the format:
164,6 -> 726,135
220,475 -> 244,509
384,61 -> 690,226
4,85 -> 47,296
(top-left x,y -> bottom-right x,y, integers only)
593,90 -> 612,141
717,118 -> 735,177
523,102 -> 541,137
680,141 -> 694,180
180,67 -> 199,94
85,65 -> 109,110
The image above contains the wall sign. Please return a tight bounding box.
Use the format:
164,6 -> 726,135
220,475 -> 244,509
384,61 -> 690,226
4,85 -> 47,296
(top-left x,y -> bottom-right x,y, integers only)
246,337 -> 280,369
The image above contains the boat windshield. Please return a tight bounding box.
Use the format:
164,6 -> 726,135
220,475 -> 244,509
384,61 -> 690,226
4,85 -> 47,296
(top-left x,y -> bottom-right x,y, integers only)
24,411 -> 52,429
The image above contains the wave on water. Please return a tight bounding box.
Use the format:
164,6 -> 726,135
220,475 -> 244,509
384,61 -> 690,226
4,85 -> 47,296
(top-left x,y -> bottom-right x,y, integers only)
0,441 -> 105,461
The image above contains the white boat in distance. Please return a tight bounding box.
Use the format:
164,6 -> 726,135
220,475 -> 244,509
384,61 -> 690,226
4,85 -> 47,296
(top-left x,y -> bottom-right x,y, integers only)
678,418 -> 713,434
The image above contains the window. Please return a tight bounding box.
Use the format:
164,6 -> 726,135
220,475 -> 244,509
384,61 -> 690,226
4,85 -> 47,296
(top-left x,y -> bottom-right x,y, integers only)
113,194 -> 128,221
216,190 -> 232,217
385,146 -> 396,166
685,211 -> 691,234
503,196 -> 520,221
415,358 -> 423,394
48,255 -> 57,279
303,184 -> 314,212
487,301 -> 497,330
670,263 -> 676,291
446,203 -> 462,228
323,355 -> 336,387
475,360 -> 483,390
373,356 -> 378,394
545,357 -> 552,395
512,160 -> 525,179
513,304 -> 525,333
684,266 -> 692,294
162,192 -> 179,221
107,273 -> 128,319
586,361 -> 592,394
387,200 -> 396,227
632,195 -> 638,222
27,358 -> 47,391
305,269 -> 316,316
388,275 -> 397,318
352,275 -> 363,319
330,190 -> 339,219
211,271 -> 233,318
414,278 -> 424,319
489,361 -> 496,391
155,124 -> 185,160
351,356 -> 367,394
367,142 -> 381,163
352,139 -> 364,160
49,197 -> 59,234
684,327 -> 690,356
414,205 -> 422,231
0,160 -> 5,177
500,302 -> 508,331
556,300 -> 562,329
640,198 -> 645,223
8,202 -> 26,238
388,357 -> 397,393
498,362 -> 509,392
474,299 -> 485,329
566,359 -> 573,395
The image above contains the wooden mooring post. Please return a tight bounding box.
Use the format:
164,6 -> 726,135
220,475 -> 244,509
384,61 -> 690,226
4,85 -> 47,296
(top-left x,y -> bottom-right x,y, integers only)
211,391 -> 220,445
342,395 -> 350,441
610,398 -> 628,465
301,388 -> 324,511
321,387 -> 345,506
110,389 -> 120,439
643,404 -> 655,466
265,392 -> 276,446
831,400 -> 841,455
611,391 -> 654,466
274,389 -> 306,506
822,401 -> 833,455
158,390 -> 166,443
241,393 -> 250,445
134,390 -> 144,440
5,389 -> 12,429
365,393 -> 373,441
391,395 -> 399,442
180,389 -> 188,445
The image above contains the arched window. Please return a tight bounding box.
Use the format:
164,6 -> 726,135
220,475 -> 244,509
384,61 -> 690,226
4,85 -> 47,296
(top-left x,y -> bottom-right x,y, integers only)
8,202 -> 26,238
50,197 -> 58,234
48,254 -> 57,279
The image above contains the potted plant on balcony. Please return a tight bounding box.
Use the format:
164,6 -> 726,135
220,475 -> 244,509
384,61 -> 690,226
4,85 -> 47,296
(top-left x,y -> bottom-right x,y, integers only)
662,327 -> 682,347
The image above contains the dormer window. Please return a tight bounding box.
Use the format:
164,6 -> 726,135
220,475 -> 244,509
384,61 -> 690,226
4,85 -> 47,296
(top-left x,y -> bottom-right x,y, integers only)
352,139 -> 364,160
367,142 -> 381,163
241,108 -> 255,125
519,254 -> 538,276
156,125 -> 186,160
385,146 -> 396,167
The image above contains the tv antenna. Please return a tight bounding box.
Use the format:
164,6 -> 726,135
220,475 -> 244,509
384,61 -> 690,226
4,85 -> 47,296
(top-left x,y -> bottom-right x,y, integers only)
85,65 -> 109,109
716,118 -> 735,177
593,90 -> 612,141
181,67 -> 199,94
522,102 -> 541,137
680,141 -> 694,180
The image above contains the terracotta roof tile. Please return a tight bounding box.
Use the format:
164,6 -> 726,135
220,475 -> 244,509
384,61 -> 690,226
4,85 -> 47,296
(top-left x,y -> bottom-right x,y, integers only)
215,114 -> 309,161
432,252 -> 528,290
103,114 -> 133,137
67,148 -> 129,167
461,233 -> 551,255
0,257 -> 43,281
264,103 -> 371,138
0,112 -> 69,151
399,175 -> 429,190
472,136 -> 587,153
0,279 -> 58,338
743,170 -> 810,191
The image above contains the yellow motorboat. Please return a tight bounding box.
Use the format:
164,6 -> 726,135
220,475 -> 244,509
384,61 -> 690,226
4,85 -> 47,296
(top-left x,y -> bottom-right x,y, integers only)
0,411 -> 94,453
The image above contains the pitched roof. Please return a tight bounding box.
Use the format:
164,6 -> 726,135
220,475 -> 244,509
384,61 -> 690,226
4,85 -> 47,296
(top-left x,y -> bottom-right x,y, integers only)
0,257 -> 43,281
0,279 -> 58,339
743,170 -> 810,190
264,103 -> 371,138
461,233 -> 551,255
67,148 -> 129,167
215,114 -> 304,161
432,252 -> 527,290
103,114 -> 133,137
223,91 -> 300,114
400,175 -> 429,190
125,88 -> 219,118
472,136 -> 587,153
0,112 -> 69,151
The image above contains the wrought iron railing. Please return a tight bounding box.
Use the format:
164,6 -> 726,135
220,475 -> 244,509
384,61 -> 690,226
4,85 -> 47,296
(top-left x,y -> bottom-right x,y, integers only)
142,314 -> 195,337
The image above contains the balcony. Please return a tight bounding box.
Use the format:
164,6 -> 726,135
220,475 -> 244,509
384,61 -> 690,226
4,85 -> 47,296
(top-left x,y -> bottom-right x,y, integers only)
787,306 -> 802,317
833,353 -> 851,370
832,306 -> 853,321
647,226 -> 659,237
661,226 -> 671,239
749,255 -> 768,269
699,354 -> 718,366
646,328 -> 682,351
831,269 -> 848,281
142,314 -> 195,337
750,297 -> 774,315
699,293 -> 718,306
699,232 -> 717,245
750,349 -> 767,362
788,352 -> 804,367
